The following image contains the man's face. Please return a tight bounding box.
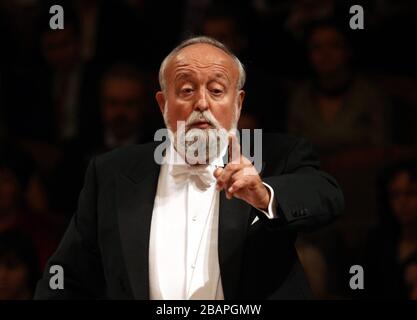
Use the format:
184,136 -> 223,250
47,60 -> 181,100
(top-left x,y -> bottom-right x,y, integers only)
389,172 -> 417,225
101,78 -> 144,140
309,27 -> 350,76
156,43 -> 244,133
41,27 -> 79,71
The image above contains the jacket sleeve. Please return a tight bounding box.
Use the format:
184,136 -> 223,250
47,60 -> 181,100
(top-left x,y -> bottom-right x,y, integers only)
34,158 -> 105,299
260,138 -> 344,231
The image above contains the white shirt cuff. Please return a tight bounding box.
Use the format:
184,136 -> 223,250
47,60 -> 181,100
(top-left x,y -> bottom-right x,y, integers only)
255,182 -> 278,219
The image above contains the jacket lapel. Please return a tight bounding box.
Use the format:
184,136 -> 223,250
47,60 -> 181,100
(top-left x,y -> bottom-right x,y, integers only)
218,193 -> 251,299
218,160 -> 266,299
117,143 -> 160,299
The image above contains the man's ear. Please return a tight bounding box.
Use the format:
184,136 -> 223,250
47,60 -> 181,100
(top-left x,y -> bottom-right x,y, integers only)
155,91 -> 166,114
236,90 -> 245,117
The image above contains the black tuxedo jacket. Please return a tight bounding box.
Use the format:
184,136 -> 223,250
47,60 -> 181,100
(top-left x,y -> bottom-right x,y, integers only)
34,133 -> 344,299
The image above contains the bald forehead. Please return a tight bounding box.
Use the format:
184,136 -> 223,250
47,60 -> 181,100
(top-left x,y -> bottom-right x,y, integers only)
165,43 -> 240,85
174,43 -> 236,65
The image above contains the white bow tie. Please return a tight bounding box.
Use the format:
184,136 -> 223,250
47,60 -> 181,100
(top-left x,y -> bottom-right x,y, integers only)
170,164 -> 217,189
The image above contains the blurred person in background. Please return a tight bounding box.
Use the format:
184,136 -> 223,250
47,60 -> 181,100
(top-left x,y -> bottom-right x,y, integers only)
3,0 -> 143,147
2,2 -> 156,221
0,230 -> 40,300
402,252 -> 417,300
285,0 -> 334,40
295,240 -> 329,299
0,0 -> 44,147
71,0 -> 147,66
0,0 -> 42,68
366,0 -> 417,75
200,5 -> 249,59
250,0 -> 346,78
237,112 -> 261,130
39,10 -> 85,142
0,145 -> 63,269
0,146 -> 36,232
89,63 -> 150,155
3,2 -> 113,150
201,5 -> 286,132
5,7 -> 101,221
35,6 -> 102,145
287,19 -> 391,154
360,161 -> 417,299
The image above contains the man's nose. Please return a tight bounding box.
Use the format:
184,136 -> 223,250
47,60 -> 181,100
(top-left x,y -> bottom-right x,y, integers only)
194,88 -> 209,111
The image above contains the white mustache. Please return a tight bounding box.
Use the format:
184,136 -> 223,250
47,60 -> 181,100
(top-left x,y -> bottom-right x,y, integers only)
163,101 -> 238,133
185,110 -> 221,130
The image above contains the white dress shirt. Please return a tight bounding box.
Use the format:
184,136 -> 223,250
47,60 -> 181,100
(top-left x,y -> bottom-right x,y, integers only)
149,142 -> 277,300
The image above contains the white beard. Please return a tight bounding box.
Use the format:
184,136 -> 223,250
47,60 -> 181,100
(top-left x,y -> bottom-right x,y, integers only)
163,104 -> 238,165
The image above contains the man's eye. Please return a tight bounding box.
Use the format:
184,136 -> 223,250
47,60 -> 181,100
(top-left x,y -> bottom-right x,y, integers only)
211,88 -> 223,96
181,88 -> 193,94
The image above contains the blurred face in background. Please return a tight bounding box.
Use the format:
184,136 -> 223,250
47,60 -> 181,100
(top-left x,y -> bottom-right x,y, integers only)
41,26 -> 80,72
0,254 -> 30,300
293,0 -> 334,20
308,26 -> 350,76
202,17 -> 244,55
0,168 -> 19,216
101,77 -> 145,141
389,171 -> 417,225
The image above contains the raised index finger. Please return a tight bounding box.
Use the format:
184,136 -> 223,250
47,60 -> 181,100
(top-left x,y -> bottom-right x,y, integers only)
228,133 -> 241,165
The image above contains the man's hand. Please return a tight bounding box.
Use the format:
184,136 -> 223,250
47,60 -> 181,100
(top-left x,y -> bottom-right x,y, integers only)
213,134 -> 270,210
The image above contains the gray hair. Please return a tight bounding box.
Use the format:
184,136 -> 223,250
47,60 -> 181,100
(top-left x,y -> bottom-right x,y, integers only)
158,36 -> 246,92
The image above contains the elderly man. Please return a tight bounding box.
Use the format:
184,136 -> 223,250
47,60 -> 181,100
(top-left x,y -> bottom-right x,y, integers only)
34,36 -> 344,300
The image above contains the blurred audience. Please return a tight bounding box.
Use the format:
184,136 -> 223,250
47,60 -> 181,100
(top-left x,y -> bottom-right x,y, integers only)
360,161 -> 417,298
0,145 -> 63,269
200,5 -> 287,132
238,113 -> 261,130
201,5 -> 249,59
72,0 -> 148,66
2,6 -> 101,149
367,0 -> 417,75
87,63 -> 150,156
2,8 -> 102,220
39,9 -> 89,142
285,0 -> 335,40
287,19 -> 391,154
0,0 -> 41,67
296,227 -> 353,299
0,231 -> 40,300
296,241 -> 329,299
402,252 -> 417,300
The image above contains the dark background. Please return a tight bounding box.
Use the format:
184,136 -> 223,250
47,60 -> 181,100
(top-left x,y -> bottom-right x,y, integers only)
1,0 -> 417,300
